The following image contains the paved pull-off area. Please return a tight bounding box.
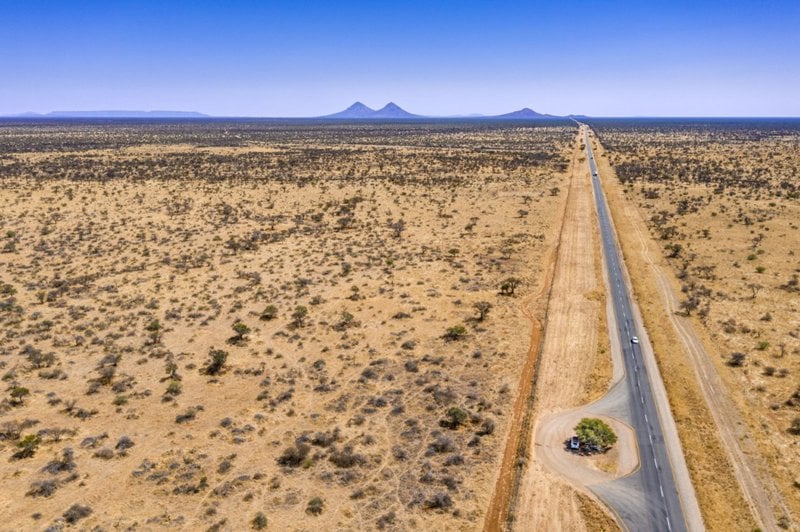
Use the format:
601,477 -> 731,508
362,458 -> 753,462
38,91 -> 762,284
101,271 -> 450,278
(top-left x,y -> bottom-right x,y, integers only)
581,125 -> 703,531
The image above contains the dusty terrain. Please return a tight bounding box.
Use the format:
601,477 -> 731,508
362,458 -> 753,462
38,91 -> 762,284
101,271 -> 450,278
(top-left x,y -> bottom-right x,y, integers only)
510,131 -> 619,532
0,120 -> 574,530
590,120 -> 800,530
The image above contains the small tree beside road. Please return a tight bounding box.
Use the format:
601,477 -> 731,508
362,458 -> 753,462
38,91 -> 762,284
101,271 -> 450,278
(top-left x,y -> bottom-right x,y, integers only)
574,417 -> 617,452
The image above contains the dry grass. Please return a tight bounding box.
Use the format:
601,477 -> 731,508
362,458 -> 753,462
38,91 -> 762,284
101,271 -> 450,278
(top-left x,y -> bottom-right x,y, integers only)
594,121 -> 800,528
588,121 -> 800,530
0,120 -> 574,530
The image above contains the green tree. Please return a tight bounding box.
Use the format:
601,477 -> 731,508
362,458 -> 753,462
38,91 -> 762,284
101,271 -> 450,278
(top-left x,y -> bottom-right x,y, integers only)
292,306 -> 308,327
574,417 -> 617,452
500,277 -> 520,296
260,304 -> 278,321
9,386 -> 29,406
145,319 -> 161,342
13,434 -> 41,459
441,407 -> 468,429
203,348 -> 228,375
229,321 -> 250,344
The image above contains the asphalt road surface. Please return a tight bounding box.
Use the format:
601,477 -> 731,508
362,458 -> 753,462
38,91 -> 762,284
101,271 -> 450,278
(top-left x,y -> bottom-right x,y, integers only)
582,126 -> 688,532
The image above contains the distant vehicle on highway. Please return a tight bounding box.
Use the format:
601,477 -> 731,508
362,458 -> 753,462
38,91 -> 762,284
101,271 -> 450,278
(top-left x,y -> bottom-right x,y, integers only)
631,336 -> 639,344
569,436 -> 580,450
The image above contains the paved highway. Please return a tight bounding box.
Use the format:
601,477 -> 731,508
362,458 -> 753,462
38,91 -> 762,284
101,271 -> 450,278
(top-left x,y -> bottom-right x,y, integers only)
581,126 -> 688,532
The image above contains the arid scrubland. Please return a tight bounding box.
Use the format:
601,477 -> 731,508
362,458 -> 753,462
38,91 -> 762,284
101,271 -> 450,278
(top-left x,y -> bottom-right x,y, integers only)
594,119 -> 800,525
0,120 -> 573,530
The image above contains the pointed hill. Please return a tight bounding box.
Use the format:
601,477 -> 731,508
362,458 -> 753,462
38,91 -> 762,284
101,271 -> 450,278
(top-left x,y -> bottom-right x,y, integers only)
323,102 -> 420,119
493,107 -> 555,119
371,102 -> 420,118
324,102 -> 377,119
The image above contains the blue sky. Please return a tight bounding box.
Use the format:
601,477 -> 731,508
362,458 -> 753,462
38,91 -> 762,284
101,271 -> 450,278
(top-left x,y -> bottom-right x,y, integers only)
1,0 -> 798,116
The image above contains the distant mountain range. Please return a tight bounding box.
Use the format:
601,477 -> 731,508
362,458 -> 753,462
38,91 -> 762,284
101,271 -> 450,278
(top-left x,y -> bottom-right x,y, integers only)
2,105 -> 570,120
322,102 -> 562,119
5,110 -> 209,118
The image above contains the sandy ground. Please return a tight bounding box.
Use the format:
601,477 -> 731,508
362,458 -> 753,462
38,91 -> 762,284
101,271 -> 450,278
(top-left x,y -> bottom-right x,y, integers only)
510,132 -> 619,531
0,124 -> 578,531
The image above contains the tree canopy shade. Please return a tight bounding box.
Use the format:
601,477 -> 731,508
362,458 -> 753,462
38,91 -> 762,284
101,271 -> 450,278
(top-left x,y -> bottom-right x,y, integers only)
574,417 -> 618,451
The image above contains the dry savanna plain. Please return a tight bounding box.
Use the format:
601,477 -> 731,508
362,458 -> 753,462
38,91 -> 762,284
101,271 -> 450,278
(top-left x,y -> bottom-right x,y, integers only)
0,120 -> 576,531
592,119 -> 800,530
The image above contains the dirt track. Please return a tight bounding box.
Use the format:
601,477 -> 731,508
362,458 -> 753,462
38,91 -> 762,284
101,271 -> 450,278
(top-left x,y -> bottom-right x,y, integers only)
482,141 -> 574,532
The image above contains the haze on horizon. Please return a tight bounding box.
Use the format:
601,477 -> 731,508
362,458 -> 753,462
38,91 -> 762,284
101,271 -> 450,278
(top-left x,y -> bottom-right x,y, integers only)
2,0 -> 799,117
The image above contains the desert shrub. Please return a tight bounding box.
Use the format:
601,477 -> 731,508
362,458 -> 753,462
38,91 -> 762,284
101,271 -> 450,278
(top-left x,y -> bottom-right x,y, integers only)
428,434 -> 456,454
310,429 -> 339,447
42,448 -> 75,474
165,380 -> 182,397
376,511 -> 396,529
116,435 -> 135,452
476,418 -> 495,436
27,479 -> 59,498
306,496 -> 324,515
444,454 -> 464,466
9,386 -> 30,406
175,406 -> 202,423
440,407 -> 468,429
259,305 -> 278,321
328,445 -> 366,468
277,442 -> 310,467
424,492 -> 453,509
728,352 -> 747,367
93,448 -> 114,459
443,325 -> 467,341
251,512 -> 268,530
63,504 -> 92,524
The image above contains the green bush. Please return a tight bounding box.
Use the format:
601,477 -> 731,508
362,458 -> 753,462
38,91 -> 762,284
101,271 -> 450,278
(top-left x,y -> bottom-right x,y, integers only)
260,305 -> 278,321
443,325 -> 467,341
306,496 -> 324,515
